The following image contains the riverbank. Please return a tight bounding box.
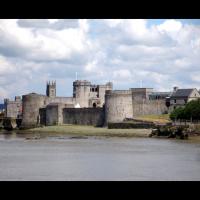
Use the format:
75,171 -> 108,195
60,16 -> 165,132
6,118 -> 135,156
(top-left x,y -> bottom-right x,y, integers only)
20,124 -> 151,137
1,124 -> 200,143
23,125 -> 200,142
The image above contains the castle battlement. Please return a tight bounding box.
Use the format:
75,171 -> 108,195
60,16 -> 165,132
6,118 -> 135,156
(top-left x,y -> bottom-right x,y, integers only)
73,80 -> 91,86
105,90 -> 132,95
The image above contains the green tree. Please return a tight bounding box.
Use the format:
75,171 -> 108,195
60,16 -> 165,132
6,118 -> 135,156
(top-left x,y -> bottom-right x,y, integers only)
170,99 -> 200,121
184,99 -> 200,120
170,107 -> 185,121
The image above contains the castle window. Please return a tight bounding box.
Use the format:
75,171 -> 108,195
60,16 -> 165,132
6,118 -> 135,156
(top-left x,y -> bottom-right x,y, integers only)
174,99 -> 176,103
95,88 -> 98,92
92,88 -> 94,92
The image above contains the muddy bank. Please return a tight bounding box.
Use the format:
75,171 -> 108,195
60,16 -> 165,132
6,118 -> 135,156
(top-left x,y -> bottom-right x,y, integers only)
9,125 -> 151,138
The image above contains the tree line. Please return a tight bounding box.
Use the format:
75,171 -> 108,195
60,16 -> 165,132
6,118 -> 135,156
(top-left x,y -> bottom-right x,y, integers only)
170,99 -> 200,121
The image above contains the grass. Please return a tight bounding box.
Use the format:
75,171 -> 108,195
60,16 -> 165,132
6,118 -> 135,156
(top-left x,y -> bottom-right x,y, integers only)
134,114 -> 171,123
23,124 -> 151,138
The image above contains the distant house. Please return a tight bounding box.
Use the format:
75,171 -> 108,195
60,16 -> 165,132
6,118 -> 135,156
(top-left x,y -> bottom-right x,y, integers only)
170,87 -> 200,110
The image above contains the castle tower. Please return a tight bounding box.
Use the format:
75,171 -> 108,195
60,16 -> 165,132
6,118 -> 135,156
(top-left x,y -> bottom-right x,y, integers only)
46,81 -> 56,98
73,80 -> 91,107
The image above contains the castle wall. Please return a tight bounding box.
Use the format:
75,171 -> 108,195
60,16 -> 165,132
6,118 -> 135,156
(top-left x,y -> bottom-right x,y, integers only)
105,90 -> 133,124
131,88 -> 153,99
47,97 -> 75,105
46,104 -> 58,125
132,99 -> 168,117
98,83 -> 113,107
46,103 -> 70,125
4,97 -> 22,118
63,108 -> 104,126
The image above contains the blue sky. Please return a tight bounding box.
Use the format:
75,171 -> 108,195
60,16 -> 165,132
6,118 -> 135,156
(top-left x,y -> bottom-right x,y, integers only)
0,19 -> 200,103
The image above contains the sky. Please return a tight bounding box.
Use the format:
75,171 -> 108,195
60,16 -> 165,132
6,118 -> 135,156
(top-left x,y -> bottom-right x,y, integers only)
0,19 -> 200,102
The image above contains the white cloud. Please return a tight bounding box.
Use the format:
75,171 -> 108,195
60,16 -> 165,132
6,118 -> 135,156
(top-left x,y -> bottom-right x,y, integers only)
113,69 -> 132,80
0,19 -> 91,61
0,55 -> 16,74
157,19 -> 182,33
1,19 -> 200,102
48,19 -> 59,24
104,19 -> 123,27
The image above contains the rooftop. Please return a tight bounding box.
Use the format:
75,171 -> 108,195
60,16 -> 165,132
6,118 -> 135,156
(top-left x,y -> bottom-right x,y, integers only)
171,89 -> 196,98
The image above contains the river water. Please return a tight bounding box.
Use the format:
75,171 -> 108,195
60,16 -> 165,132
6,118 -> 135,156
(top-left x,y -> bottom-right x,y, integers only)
0,132 -> 200,181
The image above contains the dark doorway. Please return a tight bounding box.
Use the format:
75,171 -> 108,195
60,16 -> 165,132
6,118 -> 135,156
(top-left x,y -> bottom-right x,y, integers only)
93,103 -> 97,108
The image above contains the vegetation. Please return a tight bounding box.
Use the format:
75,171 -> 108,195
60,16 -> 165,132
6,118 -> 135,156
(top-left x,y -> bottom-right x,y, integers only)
169,107 -> 185,121
134,114 -> 170,123
170,99 -> 200,121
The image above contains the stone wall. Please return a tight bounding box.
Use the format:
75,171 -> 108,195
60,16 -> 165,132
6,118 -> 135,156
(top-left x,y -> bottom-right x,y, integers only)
104,89 -> 169,124
48,97 -> 75,104
4,97 -> 22,118
63,107 -> 105,126
46,104 -> 59,125
132,99 -> 168,117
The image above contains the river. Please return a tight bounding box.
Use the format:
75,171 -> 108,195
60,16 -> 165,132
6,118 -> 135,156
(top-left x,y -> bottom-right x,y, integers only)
0,131 -> 200,181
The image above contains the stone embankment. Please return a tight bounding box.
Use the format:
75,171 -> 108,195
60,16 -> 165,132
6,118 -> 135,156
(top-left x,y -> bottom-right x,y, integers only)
0,117 -> 22,130
149,125 -> 189,139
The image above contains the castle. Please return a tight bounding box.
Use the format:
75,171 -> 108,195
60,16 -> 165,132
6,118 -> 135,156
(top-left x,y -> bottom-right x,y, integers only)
4,80 -> 200,128
21,80 -> 112,128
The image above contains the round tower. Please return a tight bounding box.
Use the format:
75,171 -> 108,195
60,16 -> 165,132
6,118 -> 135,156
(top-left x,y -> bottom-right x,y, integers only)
104,90 -> 133,124
21,93 -> 46,128
73,80 -> 91,108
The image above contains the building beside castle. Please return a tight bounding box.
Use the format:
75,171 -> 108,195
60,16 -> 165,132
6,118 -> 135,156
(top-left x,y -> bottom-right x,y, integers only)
169,87 -> 200,110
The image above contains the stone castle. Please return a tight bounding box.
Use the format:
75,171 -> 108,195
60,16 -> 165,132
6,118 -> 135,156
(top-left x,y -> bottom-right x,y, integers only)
21,80 -> 112,128
4,80 -> 200,128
